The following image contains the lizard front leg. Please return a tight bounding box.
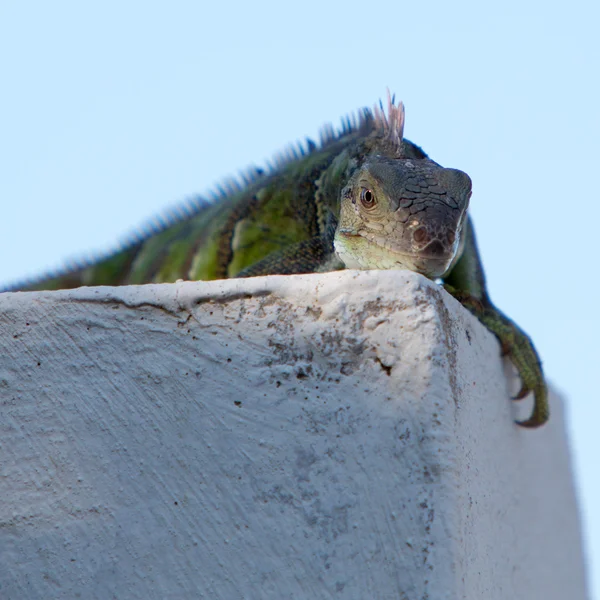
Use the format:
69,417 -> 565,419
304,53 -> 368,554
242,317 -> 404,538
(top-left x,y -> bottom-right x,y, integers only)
443,217 -> 548,427
236,234 -> 342,277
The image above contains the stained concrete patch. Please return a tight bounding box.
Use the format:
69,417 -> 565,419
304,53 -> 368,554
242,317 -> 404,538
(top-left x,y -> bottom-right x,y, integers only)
0,270 -> 588,599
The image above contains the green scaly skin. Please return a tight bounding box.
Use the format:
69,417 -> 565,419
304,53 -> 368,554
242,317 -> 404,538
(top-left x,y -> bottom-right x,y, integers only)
2,95 -> 548,427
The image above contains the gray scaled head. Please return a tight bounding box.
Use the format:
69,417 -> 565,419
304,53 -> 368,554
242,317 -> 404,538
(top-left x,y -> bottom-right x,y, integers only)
334,156 -> 472,278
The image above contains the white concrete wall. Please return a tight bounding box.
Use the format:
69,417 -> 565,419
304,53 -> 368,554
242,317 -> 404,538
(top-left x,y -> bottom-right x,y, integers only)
0,270 -> 588,599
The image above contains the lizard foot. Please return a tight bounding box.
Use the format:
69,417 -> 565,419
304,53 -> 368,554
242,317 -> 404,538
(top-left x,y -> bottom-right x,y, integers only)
444,285 -> 549,428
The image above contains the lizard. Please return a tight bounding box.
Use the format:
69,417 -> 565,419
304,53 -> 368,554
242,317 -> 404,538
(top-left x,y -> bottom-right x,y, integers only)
1,92 -> 548,427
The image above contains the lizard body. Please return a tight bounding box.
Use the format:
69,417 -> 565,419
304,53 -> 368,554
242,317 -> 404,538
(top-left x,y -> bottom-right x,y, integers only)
2,93 -> 548,427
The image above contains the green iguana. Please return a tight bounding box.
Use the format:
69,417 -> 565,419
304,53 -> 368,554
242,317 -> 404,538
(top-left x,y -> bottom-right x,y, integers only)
1,92 -> 548,427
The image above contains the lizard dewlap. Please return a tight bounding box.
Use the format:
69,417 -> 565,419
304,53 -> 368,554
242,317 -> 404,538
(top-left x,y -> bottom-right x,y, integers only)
3,92 -> 548,428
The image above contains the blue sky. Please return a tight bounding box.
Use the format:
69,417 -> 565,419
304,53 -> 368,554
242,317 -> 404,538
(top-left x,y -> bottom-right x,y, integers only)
1,0 -> 599,594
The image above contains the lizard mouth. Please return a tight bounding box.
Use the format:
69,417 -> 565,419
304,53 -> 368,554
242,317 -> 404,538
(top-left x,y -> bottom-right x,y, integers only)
335,229 -> 454,277
337,230 -> 450,260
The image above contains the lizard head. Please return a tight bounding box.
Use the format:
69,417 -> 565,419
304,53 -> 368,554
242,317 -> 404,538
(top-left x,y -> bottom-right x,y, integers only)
334,156 -> 471,278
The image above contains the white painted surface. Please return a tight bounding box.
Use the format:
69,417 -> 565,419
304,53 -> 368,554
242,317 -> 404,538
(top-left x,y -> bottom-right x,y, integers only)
0,271 -> 588,599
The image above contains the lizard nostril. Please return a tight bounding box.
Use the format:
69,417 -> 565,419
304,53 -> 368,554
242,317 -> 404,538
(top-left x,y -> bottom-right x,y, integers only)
413,227 -> 429,243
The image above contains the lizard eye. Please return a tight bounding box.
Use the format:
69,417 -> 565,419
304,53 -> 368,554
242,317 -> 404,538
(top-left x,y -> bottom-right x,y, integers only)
360,188 -> 376,209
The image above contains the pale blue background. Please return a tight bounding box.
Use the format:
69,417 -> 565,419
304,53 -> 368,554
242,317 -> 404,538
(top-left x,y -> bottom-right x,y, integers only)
1,0 -> 599,595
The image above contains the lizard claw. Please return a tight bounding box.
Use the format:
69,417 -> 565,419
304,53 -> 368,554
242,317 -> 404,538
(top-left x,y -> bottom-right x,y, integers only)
478,307 -> 549,428
515,383 -> 549,427
512,383 -> 531,401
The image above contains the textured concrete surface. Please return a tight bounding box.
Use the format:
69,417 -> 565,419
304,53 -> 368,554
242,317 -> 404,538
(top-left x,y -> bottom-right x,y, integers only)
0,270 -> 588,599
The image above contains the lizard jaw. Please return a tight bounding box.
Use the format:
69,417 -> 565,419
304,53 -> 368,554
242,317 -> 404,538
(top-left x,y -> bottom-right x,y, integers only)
334,230 -> 455,278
